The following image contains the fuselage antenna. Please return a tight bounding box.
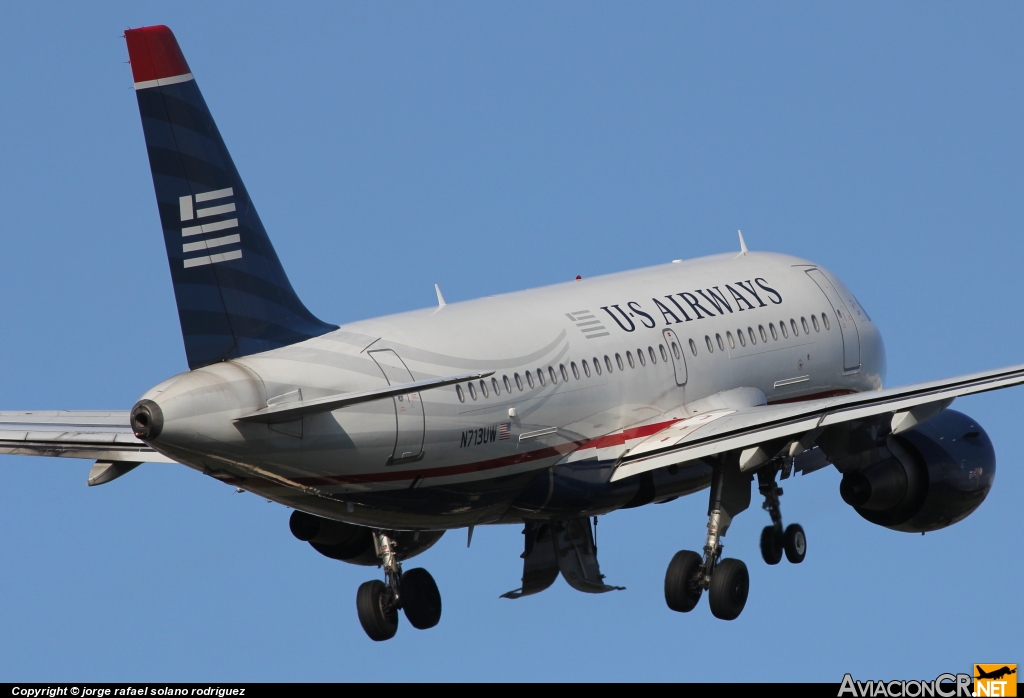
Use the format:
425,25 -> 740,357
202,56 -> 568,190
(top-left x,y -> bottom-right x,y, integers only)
737,230 -> 749,258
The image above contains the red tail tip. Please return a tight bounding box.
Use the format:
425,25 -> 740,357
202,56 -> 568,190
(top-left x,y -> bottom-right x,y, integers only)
125,25 -> 190,84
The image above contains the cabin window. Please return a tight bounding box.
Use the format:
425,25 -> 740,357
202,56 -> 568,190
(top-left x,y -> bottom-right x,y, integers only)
468,382 -> 478,400
615,353 -> 624,370
479,379 -> 488,398
759,325 -> 767,343
727,331 -> 735,349
626,351 -> 635,368
801,317 -> 810,334
671,342 -> 682,359
769,323 -> 778,341
659,345 -> 668,362
822,313 -> 830,331
637,349 -> 646,367
716,334 -> 725,351
593,357 -> 603,375
780,321 -> 789,338
583,359 -> 592,377
492,377 -> 501,395
705,335 -> 714,353
738,329 -> 746,347
688,339 -> 697,356
560,364 -> 569,382
649,346 -> 657,364
504,375 -> 513,393
526,371 -> 535,389
748,327 -> 757,345
515,373 -> 524,391
571,362 -> 580,379
547,366 -> 557,384
605,355 -> 614,373
537,368 -> 547,386
812,315 -> 820,332
791,319 -> 799,336
456,385 -> 465,403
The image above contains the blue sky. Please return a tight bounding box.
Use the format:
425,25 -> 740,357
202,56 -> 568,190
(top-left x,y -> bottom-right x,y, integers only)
1,2 -> 1021,682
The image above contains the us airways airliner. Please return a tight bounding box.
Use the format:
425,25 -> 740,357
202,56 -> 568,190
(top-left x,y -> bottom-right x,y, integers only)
2,25 -> 1019,641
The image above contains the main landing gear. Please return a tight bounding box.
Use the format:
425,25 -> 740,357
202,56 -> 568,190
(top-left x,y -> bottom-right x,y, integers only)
356,532 -> 442,641
662,456 -> 810,621
664,455 -> 752,620
757,466 -> 807,566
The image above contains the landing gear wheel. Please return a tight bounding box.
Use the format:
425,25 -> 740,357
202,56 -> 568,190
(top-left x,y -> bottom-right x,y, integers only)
708,558 -> 749,621
784,523 -> 806,564
760,526 -> 783,565
401,568 -> 442,629
664,550 -> 703,612
356,579 -> 398,641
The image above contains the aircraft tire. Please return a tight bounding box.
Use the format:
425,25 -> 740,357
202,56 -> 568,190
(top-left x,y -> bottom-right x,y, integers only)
708,558 -> 749,621
356,579 -> 399,641
401,568 -> 442,629
784,523 -> 807,564
664,550 -> 703,612
760,526 -> 783,565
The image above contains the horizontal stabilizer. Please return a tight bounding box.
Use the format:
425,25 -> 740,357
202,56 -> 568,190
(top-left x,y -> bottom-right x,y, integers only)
238,371 -> 495,423
0,411 -> 176,463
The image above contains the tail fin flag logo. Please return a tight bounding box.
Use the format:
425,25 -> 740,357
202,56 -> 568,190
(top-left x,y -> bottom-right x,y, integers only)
126,24 -> 338,369
179,188 -> 242,268
975,665 -> 1017,697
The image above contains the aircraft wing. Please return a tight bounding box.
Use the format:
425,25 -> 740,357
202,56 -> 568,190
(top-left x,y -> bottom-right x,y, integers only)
0,411 -> 175,465
610,363 -> 1024,482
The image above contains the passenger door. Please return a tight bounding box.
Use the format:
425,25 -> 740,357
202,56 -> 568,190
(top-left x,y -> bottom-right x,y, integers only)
806,268 -> 861,373
368,349 -> 425,463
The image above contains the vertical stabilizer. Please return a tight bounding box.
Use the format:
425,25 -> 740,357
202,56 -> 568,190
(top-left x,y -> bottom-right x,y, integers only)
125,26 -> 337,369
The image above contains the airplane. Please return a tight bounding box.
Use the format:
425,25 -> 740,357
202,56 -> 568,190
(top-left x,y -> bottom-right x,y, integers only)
0,24 -> 1018,642
976,667 -> 1017,681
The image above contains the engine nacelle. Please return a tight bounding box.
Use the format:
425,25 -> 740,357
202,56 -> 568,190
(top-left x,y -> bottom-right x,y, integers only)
289,511 -> 444,566
839,409 -> 995,533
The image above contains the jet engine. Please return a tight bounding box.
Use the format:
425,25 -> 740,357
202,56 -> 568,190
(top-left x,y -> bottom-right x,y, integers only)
289,511 -> 444,566
838,409 -> 995,533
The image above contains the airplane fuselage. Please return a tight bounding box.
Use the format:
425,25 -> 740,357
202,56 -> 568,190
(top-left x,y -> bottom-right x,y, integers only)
140,250 -> 885,529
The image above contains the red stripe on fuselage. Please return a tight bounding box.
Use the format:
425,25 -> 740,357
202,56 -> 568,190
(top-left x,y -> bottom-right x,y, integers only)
283,438 -> 586,487
582,418 -> 682,450
223,393 -> 845,490
277,417 -> 686,487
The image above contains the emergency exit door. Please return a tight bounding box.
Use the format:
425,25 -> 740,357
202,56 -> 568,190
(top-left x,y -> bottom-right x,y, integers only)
662,328 -> 688,386
368,349 -> 425,463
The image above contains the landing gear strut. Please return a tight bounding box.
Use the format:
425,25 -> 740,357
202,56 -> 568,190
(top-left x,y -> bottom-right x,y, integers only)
356,531 -> 442,641
757,465 -> 807,566
664,455 -> 751,620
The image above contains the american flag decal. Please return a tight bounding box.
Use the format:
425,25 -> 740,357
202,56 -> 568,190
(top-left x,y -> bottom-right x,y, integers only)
498,423 -> 511,440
